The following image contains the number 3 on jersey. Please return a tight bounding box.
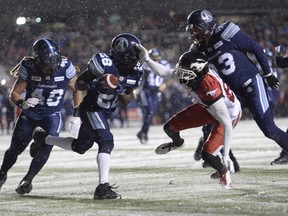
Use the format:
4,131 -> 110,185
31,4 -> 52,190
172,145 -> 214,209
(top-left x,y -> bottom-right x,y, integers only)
218,53 -> 236,75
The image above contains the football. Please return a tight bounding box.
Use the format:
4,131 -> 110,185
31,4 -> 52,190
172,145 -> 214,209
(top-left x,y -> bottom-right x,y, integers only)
103,74 -> 119,89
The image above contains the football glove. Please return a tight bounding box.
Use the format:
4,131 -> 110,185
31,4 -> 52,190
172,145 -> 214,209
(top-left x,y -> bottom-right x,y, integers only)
274,45 -> 286,57
223,156 -> 235,174
264,73 -> 279,89
17,98 -> 40,109
67,116 -> 81,138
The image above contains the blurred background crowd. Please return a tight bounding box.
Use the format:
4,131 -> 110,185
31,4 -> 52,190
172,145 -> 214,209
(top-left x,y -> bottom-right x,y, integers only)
0,0 -> 287,134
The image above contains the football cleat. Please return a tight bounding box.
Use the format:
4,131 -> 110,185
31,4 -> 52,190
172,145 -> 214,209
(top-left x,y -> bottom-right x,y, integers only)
211,158 -> 241,180
0,172 -> 7,191
30,127 -> 48,158
211,171 -> 221,179
15,180 -> 33,195
194,136 -> 205,161
270,150 -> 288,165
93,183 -> 120,200
155,139 -> 184,155
219,170 -> 232,189
137,132 -> 148,144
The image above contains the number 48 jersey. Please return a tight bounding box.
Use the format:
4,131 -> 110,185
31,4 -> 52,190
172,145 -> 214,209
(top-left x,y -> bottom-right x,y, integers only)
18,57 -> 76,120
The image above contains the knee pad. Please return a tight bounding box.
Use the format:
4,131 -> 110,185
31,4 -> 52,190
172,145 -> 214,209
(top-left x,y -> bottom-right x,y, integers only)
96,130 -> 114,154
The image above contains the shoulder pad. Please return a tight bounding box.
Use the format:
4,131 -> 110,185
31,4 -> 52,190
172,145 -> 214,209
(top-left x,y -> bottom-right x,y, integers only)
219,22 -> 240,41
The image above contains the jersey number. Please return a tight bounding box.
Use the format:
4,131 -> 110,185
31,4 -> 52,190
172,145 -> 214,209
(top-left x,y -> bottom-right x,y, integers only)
31,89 -> 64,107
218,53 -> 236,75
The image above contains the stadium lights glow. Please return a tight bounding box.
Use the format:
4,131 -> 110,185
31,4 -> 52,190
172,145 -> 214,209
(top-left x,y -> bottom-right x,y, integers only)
1,79 -> 6,86
16,17 -> 26,25
35,17 -> 41,23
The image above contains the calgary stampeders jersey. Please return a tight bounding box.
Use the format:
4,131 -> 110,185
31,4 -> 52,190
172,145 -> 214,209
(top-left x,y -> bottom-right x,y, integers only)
188,69 -> 241,121
80,52 -> 143,112
17,56 -> 76,120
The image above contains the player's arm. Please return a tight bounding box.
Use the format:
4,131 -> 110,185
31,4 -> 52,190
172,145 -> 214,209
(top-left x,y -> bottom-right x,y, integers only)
75,69 -> 96,91
233,32 -> 271,75
9,76 -> 27,105
135,44 -> 176,79
209,98 -> 233,159
233,31 -> 279,88
68,75 -> 83,108
118,89 -> 135,107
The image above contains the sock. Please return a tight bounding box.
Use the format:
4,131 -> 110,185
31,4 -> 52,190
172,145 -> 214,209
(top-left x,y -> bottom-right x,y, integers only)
97,153 -> 110,184
46,136 -> 74,151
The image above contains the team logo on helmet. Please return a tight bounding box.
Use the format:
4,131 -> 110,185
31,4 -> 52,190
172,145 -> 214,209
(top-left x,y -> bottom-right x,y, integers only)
114,37 -> 129,52
200,10 -> 213,23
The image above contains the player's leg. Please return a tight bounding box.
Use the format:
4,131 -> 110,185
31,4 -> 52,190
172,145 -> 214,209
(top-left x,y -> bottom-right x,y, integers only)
0,113 -> 34,191
194,124 -> 214,161
137,91 -> 149,143
155,104 -> 217,154
242,74 -> 288,163
15,113 -> 62,195
202,123 -> 232,189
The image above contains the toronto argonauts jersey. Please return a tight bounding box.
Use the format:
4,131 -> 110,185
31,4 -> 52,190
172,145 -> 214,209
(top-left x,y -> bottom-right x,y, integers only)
198,22 -> 271,91
81,52 -> 143,112
142,60 -> 169,92
18,57 -> 76,120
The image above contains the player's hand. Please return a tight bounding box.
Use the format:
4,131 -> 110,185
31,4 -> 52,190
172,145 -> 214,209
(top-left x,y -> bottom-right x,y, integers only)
223,156 -> 235,174
21,98 -> 40,109
265,73 -> 279,89
274,45 -> 286,57
133,43 -> 150,62
86,78 -> 109,93
87,78 -> 122,94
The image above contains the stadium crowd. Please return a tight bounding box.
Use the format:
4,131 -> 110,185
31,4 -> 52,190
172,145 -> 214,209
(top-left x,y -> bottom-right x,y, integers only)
0,12 -> 287,133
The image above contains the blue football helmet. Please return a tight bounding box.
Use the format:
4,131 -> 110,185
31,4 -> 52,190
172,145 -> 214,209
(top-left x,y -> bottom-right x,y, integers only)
110,33 -> 141,68
186,9 -> 216,46
32,38 -> 61,74
148,48 -> 161,62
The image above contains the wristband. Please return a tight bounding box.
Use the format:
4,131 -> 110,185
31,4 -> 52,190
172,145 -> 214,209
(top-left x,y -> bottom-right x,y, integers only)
16,99 -> 24,108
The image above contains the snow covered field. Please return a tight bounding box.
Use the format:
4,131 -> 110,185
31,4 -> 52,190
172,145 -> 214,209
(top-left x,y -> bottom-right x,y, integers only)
0,118 -> 288,216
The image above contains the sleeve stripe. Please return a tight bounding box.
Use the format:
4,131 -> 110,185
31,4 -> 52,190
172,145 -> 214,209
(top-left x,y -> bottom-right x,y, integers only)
221,23 -> 240,40
88,55 -> 104,77
18,65 -> 28,80
66,62 -> 77,79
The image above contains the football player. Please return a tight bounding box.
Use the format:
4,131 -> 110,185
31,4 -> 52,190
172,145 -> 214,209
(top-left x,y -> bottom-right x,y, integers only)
31,33 -> 143,199
270,45 -> 288,165
136,44 -> 242,189
185,9 -> 288,162
0,38 -> 82,194
137,48 -> 170,144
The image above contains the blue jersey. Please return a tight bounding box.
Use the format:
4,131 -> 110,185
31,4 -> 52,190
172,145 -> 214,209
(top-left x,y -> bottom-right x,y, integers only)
18,57 -> 76,120
80,53 -> 143,112
142,60 -> 169,93
198,22 -> 271,91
